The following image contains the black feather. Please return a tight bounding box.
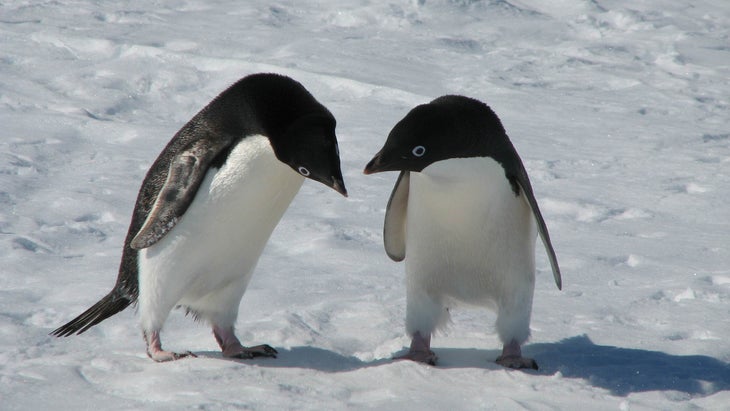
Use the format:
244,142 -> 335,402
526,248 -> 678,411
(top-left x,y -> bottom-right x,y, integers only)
50,289 -> 133,336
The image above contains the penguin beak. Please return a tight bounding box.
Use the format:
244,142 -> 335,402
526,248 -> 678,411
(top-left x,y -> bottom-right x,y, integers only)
363,150 -> 388,175
331,177 -> 348,197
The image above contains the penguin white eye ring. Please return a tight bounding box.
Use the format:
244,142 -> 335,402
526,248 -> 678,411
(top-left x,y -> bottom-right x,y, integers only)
298,166 -> 311,176
412,145 -> 426,157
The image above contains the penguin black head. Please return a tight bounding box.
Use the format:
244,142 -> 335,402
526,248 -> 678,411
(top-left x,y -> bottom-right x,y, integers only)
272,111 -> 347,197
228,73 -> 347,197
363,95 -> 512,176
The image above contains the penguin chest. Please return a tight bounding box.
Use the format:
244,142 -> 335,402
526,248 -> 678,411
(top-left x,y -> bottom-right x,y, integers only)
405,157 -> 536,304
139,135 -> 304,300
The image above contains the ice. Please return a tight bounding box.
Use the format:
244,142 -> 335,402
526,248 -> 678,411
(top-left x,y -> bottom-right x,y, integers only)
1,0 -> 729,410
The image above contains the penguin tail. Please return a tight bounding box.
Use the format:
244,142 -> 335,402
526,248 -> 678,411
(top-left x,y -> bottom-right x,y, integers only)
50,290 -> 133,337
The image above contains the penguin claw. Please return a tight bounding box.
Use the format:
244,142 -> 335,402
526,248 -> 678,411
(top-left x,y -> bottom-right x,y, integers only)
144,330 -> 197,362
395,331 -> 437,365
495,355 -> 538,370
224,344 -> 278,359
394,350 -> 438,366
213,325 -> 277,359
147,349 -> 197,362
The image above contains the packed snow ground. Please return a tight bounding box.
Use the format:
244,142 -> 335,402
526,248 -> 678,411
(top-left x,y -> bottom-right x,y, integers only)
1,0 -> 729,410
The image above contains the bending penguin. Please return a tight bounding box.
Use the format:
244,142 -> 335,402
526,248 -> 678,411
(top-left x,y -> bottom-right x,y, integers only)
52,73 -> 347,362
364,95 -> 561,369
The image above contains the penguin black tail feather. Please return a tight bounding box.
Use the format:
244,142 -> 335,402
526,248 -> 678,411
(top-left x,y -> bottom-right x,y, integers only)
50,290 -> 133,337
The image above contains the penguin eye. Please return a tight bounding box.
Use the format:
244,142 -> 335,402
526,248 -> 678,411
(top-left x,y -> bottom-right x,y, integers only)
412,145 -> 426,157
297,166 -> 310,176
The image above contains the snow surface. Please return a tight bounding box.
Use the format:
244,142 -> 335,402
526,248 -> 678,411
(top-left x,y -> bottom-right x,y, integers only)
1,0 -> 729,409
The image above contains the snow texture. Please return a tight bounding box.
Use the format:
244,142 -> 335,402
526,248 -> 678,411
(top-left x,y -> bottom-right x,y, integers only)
1,0 -> 729,410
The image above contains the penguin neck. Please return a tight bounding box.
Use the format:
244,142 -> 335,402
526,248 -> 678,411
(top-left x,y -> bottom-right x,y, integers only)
208,135 -> 303,201
410,157 -> 518,219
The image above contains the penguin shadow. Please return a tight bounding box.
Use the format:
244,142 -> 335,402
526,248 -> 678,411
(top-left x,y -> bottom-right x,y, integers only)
523,334 -> 730,397
193,335 -> 730,397
196,346 -> 390,372
396,335 -> 730,397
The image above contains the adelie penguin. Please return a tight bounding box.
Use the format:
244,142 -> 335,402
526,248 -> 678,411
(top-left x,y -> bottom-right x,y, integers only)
51,73 -> 347,361
364,95 -> 561,369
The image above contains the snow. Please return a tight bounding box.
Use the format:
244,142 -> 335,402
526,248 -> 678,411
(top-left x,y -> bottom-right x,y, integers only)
1,0 -> 729,409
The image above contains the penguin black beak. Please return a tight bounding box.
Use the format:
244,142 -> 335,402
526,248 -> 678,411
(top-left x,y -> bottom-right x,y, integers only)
363,151 -> 385,175
331,177 -> 348,197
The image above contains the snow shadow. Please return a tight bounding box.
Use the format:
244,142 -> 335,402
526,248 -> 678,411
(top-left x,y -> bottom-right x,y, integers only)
527,334 -> 730,397
198,346 -> 390,372
264,346 -> 392,371
195,335 -> 730,397
399,335 -> 730,397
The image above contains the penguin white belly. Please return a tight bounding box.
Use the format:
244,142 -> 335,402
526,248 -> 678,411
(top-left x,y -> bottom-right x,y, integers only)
138,135 -> 304,330
405,157 -> 537,308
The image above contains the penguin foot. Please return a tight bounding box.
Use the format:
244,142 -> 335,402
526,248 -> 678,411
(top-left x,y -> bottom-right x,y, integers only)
143,330 -> 196,362
213,324 -> 278,360
224,344 -> 278,359
395,331 -> 437,365
394,349 -> 438,365
495,354 -> 538,370
147,348 -> 197,362
496,339 -> 538,370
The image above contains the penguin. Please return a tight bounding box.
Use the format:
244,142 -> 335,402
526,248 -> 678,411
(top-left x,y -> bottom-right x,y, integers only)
51,73 -> 348,362
363,95 -> 560,369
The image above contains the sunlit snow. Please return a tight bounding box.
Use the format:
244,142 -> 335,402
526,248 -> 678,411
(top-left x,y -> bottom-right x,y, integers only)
1,1 -> 729,410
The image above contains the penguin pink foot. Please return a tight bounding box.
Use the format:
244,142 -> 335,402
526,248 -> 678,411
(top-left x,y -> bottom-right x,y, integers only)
394,331 -> 437,365
144,330 -> 196,362
495,339 -> 538,370
213,325 -> 277,359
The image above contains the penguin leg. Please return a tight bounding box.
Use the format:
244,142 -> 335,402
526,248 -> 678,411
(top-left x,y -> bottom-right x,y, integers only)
396,287 -> 448,365
143,330 -> 196,362
138,279 -> 195,362
212,325 -> 278,359
496,338 -> 537,370
190,277 -> 277,359
494,284 -> 537,370
394,331 -> 437,365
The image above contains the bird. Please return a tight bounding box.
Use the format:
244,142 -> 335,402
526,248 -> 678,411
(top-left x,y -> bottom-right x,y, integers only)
51,73 -> 348,362
363,95 -> 561,369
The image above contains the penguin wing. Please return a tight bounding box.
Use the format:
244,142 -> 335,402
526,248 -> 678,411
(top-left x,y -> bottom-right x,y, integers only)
513,169 -> 562,290
383,171 -> 409,262
130,137 -> 231,249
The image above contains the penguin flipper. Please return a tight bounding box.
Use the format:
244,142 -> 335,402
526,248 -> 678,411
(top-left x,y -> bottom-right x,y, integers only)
384,171 -> 409,261
514,175 -> 562,290
130,136 -> 232,249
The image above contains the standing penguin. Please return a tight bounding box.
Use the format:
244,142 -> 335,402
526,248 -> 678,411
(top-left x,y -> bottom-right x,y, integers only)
364,95 -> 560,369
52,73 -> 347,362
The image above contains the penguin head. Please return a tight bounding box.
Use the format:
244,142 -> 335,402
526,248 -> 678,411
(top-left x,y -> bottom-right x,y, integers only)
364,95 -> 507,175
271,113 -> 348,197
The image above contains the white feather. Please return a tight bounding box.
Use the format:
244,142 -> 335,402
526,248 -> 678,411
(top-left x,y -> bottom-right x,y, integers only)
137,135 -> 304,332
404,157 -> 537,344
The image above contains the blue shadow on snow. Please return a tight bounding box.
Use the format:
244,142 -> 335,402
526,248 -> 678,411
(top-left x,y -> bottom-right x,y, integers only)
525,334 -> 729,397
416,335 -> 730,397
198,346 -> 390,372
433,335 -> 729,397
198,334 -> 730,397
